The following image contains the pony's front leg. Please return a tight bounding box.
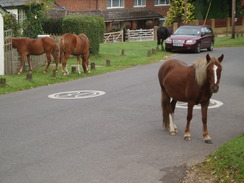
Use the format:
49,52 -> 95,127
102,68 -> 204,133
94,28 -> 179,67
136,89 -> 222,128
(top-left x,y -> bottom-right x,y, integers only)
27,55 -> 32,73
201,102 -> 212,144
184,102 -> 194,141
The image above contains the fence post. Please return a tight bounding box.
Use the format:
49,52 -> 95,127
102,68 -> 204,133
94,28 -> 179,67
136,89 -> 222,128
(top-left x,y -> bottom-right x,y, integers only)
227,17 -> 231,33
0,14 -> 4,75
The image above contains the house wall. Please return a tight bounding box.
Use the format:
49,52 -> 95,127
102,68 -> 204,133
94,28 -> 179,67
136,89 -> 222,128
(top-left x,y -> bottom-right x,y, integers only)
55,0 -> 170,16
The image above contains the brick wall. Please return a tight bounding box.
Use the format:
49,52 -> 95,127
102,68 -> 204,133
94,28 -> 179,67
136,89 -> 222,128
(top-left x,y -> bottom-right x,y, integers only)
55,0 -> 170,16
55,0 -> 107,11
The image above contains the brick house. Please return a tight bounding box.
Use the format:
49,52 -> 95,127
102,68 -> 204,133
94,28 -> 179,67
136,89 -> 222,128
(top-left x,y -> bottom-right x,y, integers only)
51,0 -> 171,30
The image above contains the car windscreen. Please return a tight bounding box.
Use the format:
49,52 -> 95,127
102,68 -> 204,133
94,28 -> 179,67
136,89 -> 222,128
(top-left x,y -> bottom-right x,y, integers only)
174,27 -> 201,36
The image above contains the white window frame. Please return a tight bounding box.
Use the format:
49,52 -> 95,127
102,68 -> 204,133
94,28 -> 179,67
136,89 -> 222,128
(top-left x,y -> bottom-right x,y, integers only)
155,0 -> 170,6
134,0 -> 146,7
107,0 -> 124,9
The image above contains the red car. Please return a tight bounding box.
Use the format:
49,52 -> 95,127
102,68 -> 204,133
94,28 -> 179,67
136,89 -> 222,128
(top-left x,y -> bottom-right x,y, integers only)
165,25 -> 214,53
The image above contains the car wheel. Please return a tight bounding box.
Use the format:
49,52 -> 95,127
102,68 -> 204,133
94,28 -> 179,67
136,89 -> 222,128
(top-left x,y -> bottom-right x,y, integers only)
195,43 -> 201,53
207,41 -> 214,51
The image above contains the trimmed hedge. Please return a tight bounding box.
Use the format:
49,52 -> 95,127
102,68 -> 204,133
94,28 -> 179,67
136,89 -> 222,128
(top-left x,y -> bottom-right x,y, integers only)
42,15 -> 105,55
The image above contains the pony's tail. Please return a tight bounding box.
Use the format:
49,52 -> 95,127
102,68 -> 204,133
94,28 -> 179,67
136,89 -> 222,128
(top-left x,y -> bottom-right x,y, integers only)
59,37 -> 65,64
161,88 -> 170,129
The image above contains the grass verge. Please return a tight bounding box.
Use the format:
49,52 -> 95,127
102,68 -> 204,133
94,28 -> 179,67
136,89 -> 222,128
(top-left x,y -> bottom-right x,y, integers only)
0,41 -> 169,95
0,35 -> 244,95
199,134 -> 244,183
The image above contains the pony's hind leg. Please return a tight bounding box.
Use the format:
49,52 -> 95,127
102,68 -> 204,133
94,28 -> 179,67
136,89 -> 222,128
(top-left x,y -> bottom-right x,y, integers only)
77,56 -> 81,74
44,52 -> 52,73
27,55 -> 32,73
82,52 -> 90,73
171,99 -> 178,133
161,89 -> 177,135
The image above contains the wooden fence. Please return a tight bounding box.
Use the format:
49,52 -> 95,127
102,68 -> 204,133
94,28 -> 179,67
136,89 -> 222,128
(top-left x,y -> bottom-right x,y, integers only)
171,17 -> 244,35
126,29 -> 154,42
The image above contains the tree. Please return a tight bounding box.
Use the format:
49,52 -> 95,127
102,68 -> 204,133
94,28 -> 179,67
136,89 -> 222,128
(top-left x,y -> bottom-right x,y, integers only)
164,0 -> 195,26
22,0 -> 55,38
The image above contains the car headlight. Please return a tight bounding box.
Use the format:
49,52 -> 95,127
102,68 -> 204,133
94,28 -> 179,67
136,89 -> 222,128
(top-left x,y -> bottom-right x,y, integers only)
185,40 -> 196,45
165,37 -> 172,44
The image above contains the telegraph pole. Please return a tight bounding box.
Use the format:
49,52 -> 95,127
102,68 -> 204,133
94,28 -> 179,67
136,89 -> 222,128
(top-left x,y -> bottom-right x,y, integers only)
231,0 -> 236,39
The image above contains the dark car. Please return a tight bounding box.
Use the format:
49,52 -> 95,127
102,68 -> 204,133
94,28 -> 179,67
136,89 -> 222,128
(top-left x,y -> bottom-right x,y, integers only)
165,25 -> 214,53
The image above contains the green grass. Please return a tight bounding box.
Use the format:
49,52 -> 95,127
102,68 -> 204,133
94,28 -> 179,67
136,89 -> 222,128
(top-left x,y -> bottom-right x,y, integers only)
202,134 -> 244,182
0,41 -> 169,94
0,35 -> 244,95
215,35 -> 244,48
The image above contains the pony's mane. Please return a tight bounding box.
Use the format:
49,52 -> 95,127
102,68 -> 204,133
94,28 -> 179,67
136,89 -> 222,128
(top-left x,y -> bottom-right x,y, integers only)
194,57 -> 219,86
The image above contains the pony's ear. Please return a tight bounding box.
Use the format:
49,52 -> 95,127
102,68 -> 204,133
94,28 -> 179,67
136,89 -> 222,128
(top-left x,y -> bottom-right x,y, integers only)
218,54 -> 224,63
206,54 -> 211,63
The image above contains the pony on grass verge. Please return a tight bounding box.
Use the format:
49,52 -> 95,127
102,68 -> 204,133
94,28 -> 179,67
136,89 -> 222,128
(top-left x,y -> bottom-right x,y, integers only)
157,26 -> 172,50
12,37 -> 59,74
59,33 -> 90,75
158,54 -> 224,143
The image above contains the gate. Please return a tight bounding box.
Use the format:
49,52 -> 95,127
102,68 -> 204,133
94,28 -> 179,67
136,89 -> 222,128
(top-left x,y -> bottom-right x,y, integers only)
103,30 -> 124,43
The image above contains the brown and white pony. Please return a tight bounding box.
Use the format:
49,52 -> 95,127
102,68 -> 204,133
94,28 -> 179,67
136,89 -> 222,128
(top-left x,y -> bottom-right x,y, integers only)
59,33 -> 90,75
12,37 -> 59,74
158,54 -> 224,143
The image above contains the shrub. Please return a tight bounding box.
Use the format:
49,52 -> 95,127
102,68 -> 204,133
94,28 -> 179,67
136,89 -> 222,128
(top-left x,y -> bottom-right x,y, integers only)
42,17 -> 63,34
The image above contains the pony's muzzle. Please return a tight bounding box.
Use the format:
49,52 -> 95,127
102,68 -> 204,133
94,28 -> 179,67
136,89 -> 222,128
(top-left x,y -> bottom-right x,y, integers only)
211,85 -> 219,93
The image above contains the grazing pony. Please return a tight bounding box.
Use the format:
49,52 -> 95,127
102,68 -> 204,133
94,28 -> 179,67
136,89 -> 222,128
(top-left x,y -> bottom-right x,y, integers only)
12,37 -> 59,74
158,54 -> 224,143
157,26 -> 172,50
59,33 -> 90,75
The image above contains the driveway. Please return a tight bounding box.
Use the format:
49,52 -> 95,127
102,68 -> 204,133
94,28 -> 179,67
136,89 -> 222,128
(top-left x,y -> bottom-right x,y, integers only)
0,47 -> 243,183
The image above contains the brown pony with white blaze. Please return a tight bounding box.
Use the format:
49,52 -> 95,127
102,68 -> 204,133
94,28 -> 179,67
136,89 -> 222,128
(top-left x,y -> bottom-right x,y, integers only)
59,33 -> 90,75
158,54 -> 224,143
12,37 -> 59,74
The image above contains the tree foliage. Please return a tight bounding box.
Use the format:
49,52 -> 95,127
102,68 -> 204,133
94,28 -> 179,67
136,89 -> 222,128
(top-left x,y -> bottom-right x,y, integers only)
3,13 -> 20,36
165,0 -> 195,26
194,0 -> 243,20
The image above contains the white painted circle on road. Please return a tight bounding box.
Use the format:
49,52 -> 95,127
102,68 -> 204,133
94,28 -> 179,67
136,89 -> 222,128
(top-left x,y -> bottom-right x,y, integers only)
48,90 -> 106,99
176,99 -> 223,109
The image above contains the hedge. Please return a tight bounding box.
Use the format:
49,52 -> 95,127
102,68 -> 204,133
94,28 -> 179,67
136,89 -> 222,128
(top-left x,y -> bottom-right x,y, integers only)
42,15 -> 105,55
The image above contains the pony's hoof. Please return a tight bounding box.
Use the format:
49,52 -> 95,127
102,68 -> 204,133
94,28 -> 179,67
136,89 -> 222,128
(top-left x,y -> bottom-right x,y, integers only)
205,139 -> 213,144
169,131 -> 176,136
184,136 -> 192,141
43,71 -> 47,74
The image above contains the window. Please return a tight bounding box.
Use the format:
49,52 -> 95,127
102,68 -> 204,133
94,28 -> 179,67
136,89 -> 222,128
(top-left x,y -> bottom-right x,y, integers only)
134,0 -> 146,7
155,0 -> 170,6
107,0 -> 124,8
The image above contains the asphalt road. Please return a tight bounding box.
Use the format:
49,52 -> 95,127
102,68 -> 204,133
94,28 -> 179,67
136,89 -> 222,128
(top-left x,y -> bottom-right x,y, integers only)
0,47 -> 243,183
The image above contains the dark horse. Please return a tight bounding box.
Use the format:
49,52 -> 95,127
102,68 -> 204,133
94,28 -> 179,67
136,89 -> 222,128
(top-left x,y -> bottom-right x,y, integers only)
60,33 -> 90,75
157,26 -> 172,50
12,37 -> 59,74
158,54 -> 224,143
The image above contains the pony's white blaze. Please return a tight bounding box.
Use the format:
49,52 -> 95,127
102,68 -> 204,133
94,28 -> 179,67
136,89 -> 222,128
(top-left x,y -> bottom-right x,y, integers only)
213,65 -> 218,84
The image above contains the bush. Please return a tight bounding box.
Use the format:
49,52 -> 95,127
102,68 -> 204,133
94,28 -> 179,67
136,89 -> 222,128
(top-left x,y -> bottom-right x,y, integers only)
61,15 -> 105,55
42,17 -> 63,34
